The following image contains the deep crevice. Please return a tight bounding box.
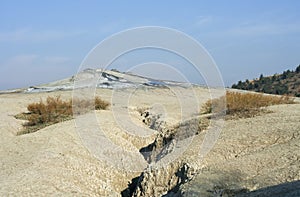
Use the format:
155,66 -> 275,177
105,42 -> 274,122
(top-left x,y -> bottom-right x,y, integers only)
121,176 -> 143,197
121,109 -> 209,197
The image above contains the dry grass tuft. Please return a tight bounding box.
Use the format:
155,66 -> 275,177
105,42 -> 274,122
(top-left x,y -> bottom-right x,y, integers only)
202,91 -> 295,119
95,96 -> 110,110
15,96 -> 109,135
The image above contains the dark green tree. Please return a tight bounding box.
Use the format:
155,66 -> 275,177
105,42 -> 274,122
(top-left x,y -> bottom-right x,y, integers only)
296,65 -> 300,73
259,74 -> 264,80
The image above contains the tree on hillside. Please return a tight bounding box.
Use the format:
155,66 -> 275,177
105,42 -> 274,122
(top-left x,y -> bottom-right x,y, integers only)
296,65 -> 300,73
281,71 -> 287,80
271,74 -> 277,82
231,64 -> 300,97
259,74 -> 264,80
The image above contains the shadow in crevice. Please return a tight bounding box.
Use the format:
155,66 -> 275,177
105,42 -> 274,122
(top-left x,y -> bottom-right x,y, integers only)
121,176 -> 143,197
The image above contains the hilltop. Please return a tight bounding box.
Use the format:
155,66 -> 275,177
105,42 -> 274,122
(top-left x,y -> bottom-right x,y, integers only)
232,65 -> 300,97
0,68 -> 191,94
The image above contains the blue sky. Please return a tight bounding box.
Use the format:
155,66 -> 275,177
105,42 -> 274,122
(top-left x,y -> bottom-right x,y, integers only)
1,0 -> 300,89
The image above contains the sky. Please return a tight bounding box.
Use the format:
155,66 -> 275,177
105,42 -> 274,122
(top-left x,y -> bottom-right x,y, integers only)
0,0 -> 300,90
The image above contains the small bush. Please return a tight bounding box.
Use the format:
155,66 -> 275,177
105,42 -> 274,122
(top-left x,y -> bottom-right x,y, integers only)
95,96 -> 110,110
16,96 -> 109,135
202,91 -> 295,119
25,96 -> 72,126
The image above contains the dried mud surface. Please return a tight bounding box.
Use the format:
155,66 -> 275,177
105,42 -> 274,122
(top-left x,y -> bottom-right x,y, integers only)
0,88 -> 299,196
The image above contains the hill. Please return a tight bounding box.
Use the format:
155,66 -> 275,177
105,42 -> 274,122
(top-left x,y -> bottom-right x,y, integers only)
232,65 -> 300,97
0,68 -> 190,94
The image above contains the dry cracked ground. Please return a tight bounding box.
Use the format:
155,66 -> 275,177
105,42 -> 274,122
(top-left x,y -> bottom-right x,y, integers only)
0,87 -> 299,196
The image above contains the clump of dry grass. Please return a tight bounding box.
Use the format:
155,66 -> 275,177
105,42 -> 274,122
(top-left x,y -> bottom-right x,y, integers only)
202,91 -> 295,119
95,96 -> 110,110
15,96 -> 109,135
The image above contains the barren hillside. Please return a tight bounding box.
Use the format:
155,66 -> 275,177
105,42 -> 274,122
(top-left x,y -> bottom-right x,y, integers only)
0,72 -> 299,196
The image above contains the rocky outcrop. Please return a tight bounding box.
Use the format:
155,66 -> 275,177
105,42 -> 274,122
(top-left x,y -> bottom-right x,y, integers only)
139,109 -> 209,164
122,108 -> 210,197
121,161 -> 197,197
133,162 -> 196,197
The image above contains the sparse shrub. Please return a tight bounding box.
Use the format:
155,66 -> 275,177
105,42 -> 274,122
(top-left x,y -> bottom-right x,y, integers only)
202,91 -> 295,119
25,96 -> 72,126
201,96 -> 226,115
201,100 -> 213,114
15,95 -> 109,135
95,96 -> 110,110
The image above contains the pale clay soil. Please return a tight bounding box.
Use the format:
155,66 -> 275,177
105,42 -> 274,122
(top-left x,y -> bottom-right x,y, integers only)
0,87 -> 299,196
183,103 -> 300,196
